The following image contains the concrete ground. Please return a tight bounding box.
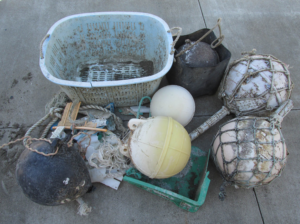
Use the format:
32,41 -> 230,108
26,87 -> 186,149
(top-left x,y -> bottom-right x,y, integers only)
0,0 -> 299,223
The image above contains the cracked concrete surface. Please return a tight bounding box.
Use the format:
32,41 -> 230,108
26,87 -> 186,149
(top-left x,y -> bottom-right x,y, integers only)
0,0 -> 299,223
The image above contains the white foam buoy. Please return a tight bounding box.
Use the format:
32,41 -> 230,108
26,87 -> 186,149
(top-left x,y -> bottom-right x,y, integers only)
150,85 -> 195,126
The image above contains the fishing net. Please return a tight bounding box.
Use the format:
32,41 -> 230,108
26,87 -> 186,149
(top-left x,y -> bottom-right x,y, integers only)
189,51 -> 293,141
219,52 -> 293,116
211,100 -> 292,200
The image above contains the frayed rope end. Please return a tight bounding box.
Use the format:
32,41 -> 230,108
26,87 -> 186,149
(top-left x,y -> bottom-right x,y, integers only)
76,197 -> 92,216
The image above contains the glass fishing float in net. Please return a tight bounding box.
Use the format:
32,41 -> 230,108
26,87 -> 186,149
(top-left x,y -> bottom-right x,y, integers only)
189,50 -> 293,141
211,99 -> 293,199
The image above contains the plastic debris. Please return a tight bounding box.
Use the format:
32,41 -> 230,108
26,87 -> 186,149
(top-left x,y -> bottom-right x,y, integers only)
119,107 -> 142,116
88,167 -> 123,190
50,126 -> 66,139
130,106 -> 150,113
81,131 -> 130,190
76,197 -> 92,216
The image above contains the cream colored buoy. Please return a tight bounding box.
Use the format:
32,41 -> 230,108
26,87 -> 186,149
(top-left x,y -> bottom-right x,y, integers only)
121,116 -> 191,179
150,85 -> 195,126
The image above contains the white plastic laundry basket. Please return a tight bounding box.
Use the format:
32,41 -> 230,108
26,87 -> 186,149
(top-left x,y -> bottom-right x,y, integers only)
39,12 -> 174,106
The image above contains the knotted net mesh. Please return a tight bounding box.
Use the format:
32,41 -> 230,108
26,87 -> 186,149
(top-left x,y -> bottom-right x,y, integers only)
212,116 -> 288,191
219,54 -> 293,116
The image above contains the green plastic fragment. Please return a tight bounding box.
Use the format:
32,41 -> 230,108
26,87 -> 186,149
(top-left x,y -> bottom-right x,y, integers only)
124,146 -> 211,212
97,132 -> 103,141
126,167 -> 142,179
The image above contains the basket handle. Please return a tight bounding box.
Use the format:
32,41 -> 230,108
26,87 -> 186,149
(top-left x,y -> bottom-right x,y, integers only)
168,27 -> 182,55
40,34 -> 50,59
175,18 -> 224,58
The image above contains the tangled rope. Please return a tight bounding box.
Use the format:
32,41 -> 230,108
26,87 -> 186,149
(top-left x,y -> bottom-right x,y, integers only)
87,133 -> 131,178
0,107 -> 63,157
168,27 -> 182,55
67,131 -> 96,154
242,48 -> 257,55
45,91 -> 127,136
1,101 -> 128,163
0,136 -> 58,156
23,107 -> 63,145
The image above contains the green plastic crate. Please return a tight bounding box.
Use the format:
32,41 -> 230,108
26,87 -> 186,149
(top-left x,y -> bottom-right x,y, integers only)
124,146 -> 210,212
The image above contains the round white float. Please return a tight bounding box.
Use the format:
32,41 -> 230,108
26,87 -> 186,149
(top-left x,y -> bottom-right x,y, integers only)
150,85 -> 195,126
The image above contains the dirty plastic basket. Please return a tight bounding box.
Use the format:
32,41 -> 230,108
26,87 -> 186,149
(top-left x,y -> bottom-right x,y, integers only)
39,12 -> 174,107
124,146 -> 210,212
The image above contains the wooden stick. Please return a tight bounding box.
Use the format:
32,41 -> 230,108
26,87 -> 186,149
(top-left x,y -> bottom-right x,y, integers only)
58,102 -> 81,127
53,126 -> 107,132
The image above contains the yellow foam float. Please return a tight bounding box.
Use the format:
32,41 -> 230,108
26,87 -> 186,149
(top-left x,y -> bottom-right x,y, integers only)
121,116 -> 191,179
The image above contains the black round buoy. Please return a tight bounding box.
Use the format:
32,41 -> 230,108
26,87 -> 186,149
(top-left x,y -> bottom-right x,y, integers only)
177,41 -> 219,68
166,28 -> 231,97
16,139 -> 92,206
